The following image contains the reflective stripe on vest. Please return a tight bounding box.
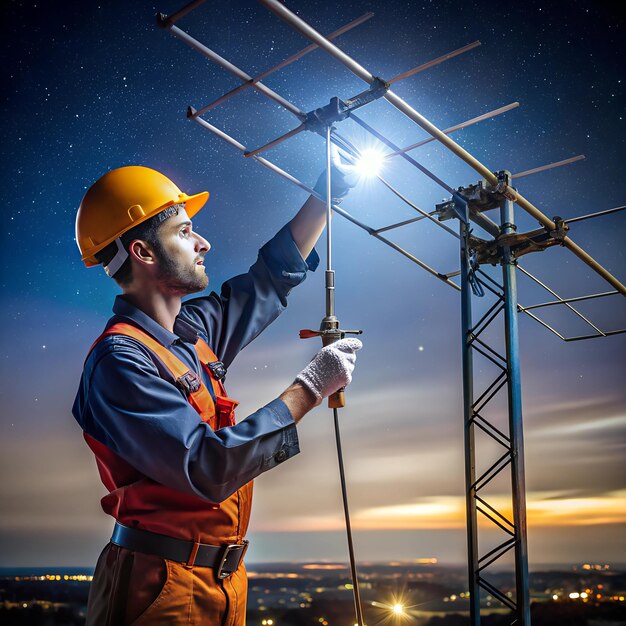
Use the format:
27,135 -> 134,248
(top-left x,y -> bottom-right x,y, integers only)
92,322 -> 239,430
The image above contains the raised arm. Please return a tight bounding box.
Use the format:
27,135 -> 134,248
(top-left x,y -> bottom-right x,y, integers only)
290,146 -> 359,258
288,195 -> 326,260
182,157 -> 358,365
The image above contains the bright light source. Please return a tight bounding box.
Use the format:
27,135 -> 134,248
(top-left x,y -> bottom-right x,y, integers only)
354,148 -> 386,178
393,603 -> 404,614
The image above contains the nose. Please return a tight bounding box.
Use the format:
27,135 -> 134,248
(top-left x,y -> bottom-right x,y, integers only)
194,231 -> 210,253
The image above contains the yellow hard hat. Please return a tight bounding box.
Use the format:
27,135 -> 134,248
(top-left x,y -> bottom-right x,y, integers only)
76,165 -> 209,267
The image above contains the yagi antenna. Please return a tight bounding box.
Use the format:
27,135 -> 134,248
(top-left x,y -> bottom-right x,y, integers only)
158,2 -> 626,625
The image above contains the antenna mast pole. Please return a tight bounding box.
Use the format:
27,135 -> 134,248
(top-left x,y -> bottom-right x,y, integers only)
458,172 -> 531,625
501,173 -> 531,625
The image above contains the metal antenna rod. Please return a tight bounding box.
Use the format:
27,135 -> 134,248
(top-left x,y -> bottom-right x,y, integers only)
386,102 -> 520,157
325,125 -> 364,626
326,126 -> 333,277
512,154 -> 586,179
162,20 -> 305,120
564,205 -> 626,224
157,0 -> 207,27
388,40 -> 481,84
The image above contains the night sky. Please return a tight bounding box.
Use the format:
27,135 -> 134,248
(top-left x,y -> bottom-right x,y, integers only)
1,0 -> 625,569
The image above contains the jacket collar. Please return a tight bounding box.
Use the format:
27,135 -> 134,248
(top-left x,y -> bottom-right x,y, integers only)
111,295 -> 199,347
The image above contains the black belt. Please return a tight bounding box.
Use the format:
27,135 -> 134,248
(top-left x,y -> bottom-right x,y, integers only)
111,522 -> 248,579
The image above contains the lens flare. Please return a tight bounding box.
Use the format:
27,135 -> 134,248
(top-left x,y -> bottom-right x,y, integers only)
354,148 -> 386,178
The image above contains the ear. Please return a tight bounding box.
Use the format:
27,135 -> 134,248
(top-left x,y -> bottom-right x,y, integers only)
128,239 -> 156,267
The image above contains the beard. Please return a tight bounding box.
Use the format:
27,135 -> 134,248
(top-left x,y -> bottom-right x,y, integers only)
153,241 -> 208,296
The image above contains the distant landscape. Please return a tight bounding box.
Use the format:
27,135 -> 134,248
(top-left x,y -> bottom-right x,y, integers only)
2,561 -> 625,625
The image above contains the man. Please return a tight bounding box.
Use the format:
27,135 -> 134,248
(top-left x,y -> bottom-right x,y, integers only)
72,165 -> 362,625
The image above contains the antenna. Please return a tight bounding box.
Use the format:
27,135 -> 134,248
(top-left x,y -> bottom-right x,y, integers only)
158,2 -> 626,624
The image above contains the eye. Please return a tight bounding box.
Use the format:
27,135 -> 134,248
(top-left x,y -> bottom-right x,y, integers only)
180,226 -> 191,238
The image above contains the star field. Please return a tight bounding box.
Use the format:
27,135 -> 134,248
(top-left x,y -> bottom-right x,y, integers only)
0,0 -> 624,567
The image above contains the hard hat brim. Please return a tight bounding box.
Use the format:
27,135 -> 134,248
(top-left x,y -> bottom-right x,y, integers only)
182,190 -> 209,219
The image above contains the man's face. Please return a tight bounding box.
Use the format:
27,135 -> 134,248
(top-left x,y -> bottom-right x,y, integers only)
152,208 -> 211,296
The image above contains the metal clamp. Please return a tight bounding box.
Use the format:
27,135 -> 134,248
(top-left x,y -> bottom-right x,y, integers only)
304,78 -> 389,135
299,328 -> 362,340
548,216 -> 569,243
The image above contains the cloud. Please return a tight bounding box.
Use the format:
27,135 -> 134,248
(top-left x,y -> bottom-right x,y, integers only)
251,490 -> 626,533
530,413 -> 626,438
525,490 -> 626,526
357,496 -> 462,530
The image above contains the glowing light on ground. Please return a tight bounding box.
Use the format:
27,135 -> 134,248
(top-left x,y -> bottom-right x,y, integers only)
371,592 -> 423,623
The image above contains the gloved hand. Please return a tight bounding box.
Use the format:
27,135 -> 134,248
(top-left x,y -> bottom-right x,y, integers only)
295,338 -> 363,402
313,145 -> 359,204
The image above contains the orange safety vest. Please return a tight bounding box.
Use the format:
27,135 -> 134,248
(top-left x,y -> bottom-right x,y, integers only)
84,322 -> 254,548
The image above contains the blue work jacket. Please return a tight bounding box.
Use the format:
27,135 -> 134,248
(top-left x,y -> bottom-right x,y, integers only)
72,224 -> 319,505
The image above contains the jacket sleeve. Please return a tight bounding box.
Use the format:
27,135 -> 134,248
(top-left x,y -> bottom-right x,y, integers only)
180,224 -> 319,368
73,339 -> 300,503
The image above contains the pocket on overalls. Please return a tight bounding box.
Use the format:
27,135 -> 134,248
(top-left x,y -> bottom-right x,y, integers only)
128,554 -> 187,625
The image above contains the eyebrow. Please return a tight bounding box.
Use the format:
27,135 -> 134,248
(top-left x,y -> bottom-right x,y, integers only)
172,220 -> 192,230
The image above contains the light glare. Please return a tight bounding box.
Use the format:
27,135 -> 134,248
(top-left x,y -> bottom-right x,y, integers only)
354,148 -> 386,178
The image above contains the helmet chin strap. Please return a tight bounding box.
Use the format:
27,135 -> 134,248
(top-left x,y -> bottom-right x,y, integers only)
103,238 -> 129,277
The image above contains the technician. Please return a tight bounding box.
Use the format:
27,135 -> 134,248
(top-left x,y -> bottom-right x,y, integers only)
72,165 -> 361,625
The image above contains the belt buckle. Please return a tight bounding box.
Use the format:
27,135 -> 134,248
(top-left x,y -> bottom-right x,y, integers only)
216,540 -> 249,579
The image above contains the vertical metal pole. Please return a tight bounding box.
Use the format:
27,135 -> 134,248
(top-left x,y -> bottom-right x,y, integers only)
325,125 -> 335,318
458,196 -> 481,626
500,175 -> 531,625
324,125 -> 364,626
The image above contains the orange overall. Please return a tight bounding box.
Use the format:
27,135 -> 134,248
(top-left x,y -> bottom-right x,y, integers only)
85,323 -> 252,626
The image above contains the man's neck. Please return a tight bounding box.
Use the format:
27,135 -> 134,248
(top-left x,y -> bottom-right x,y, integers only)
122,289 -> 182,333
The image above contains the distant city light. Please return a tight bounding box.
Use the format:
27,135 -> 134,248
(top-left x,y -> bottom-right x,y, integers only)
5,561 -> 622,622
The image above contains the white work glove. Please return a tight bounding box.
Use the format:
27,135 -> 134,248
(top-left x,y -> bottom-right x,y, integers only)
313,145 -> 359,204
295,338 -> 363,402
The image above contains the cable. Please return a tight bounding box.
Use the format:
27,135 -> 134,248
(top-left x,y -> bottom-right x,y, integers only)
333,406 -> 364,626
